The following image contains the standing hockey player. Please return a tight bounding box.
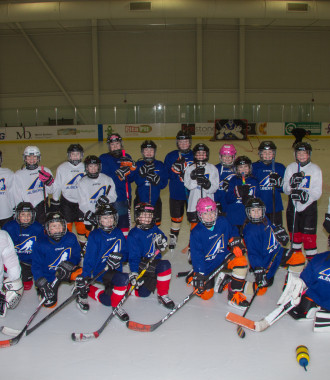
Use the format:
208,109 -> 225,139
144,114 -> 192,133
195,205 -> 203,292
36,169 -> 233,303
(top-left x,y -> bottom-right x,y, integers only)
252,141 -> 286,226
242,198 -> 305,297
0,230 -> 23,317
0,151 -> 15,228
3,202 -> 44,290
99,133 -> 136,237
13,146 -> 56,224
189,197 -> 249,309
132,141 -> 168,226
74,203 -> 129,318
127,203 -> 175,310
226,156 -> 260,231
214,144 -> 237,215
283,142 -> 322,260
31,212 -> 82,308
77,155 -> 117,237
164,131 -> 194,250
52,144 -> 86,248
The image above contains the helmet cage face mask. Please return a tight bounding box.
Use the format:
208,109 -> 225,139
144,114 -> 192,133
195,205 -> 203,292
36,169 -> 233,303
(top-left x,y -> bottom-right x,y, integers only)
245,198 -> 266,223
219,144 -> 236,167
196,197 -> 218,228
15,202 -> 36,228
96,204 -> 118,232
176,131 -> 192,153
135,203 -> 155,230
23,146 -> 41,170
294,142 -> 312,166
141,141 -> 157,163
107,134 -> 123,157
193,144 -> 209,164
67,144 -> 84,166
84,156 -> 101,178
234,156 -> 252,177
45,214 -> 67,241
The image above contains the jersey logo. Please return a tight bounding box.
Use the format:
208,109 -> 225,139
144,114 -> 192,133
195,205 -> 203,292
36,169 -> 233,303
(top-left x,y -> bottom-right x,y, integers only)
0,178 -> 6,191
90,185 -> 107,201
27,177 -> 43,191
101,239 -> 122,263
49,248 -> 72,271
144,233 -> 159,258
259,175 -> 272,188
318,267 -> 330,282
66,173 -> 84,186
205,235 -> 225,261
300,175 -> 311,189
15,236 -> 37,254
219,173 -> 235,190
268,227 -> 279,252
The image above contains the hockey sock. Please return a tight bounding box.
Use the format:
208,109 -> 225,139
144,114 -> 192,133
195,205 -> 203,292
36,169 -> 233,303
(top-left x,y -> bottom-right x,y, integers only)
111,285 -> 128,308
156,268 -> 171,296
88,285 -> 111,306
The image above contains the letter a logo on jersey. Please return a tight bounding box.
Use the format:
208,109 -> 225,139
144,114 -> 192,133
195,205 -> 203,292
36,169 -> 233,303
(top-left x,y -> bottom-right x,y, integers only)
49,248 -> 71,271
90,185 -> 107,201
205,235 -> 224,261
102,239 -> 122,263
268,228 -> 277,251
28,177 -> 43,191
0,178 -> 6,191
319,268 -> 330,280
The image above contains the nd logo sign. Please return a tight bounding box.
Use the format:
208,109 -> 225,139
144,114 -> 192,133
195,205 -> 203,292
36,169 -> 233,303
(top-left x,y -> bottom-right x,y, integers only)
16,127 -> 31,140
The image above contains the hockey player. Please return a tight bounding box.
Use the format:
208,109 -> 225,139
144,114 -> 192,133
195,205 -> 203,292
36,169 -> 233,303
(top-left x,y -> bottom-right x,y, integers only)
0,151 -> 15,228
164,131 -> 194,250
3,202 -> 44,290
13,146 -> 56,224
189,197 -> 249,309
74,203 -> 129,318
252,141 -> 286,226
52,144 -> 86,248
77,155 -> 117,237
31,212 -> 82,308
214,144 -> 237,215
99,133 -> 136,237
132,141 -> 168,226
283,142 -> 322,260
242,198 -> 305,297
226,155 -> 260,231
184,143 -> 219,230
323,197 -> 330,247
127,203 -> 175,310
0,230 -> 23,317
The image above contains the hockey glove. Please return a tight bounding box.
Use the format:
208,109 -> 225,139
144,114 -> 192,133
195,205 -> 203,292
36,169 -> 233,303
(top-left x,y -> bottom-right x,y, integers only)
56,261 -> 81,282
139,163 -> 155,178
269,172 -> 283,188
146,172 -> 160,186
171,156 -> 186,175
228,237 -> 246,257
129,272 -> 144,289
106,252 -> 123,271
49,198 -> 60,212
96,194 -> 110,208
197,176 -> 211,190
84,210 -> 98,226
120,156 -> 136,170
273,225 -> 290,246
323,213 -> 330,234
38,166 -> 54,186
289,172 -> 304,188
234,184 -> 250,200
290,189 -> 309,204
74,275 -> 90,298
116,166 -> 130,181
221,179 -> 230,192
192,272 -> 207,292
155,234 -> 168,252
190,165 -> 205,180
36,277 -> 57,307
254,267 -> 268,288
2,278 -> 23,310
0,292 -> 6,318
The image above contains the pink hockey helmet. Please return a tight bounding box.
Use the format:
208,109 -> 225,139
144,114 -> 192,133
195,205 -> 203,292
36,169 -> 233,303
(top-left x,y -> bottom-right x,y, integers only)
219,144 -> 237,157
196,197 -> 218,228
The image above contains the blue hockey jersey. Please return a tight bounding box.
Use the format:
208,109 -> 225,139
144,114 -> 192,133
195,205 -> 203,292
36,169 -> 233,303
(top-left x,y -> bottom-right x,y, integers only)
214,163 -> 236,213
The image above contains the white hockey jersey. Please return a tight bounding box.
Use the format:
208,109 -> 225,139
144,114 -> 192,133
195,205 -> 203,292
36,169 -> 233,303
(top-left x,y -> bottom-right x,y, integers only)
53,161 -> 85,203
13,166 -> 56,207
0,230 -> 21,288
184,162 -> 219,213
77,173 -> 117,215
0,167 -> 15,219
283,161 -> 322,212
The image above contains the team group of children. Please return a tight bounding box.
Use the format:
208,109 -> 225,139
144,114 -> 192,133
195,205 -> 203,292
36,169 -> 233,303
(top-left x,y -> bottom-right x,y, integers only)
0,131 -> 330,332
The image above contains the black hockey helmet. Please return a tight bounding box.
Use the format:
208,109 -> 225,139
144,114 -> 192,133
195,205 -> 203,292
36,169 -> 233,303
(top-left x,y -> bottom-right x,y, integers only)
84,155 -> 101,178
15,202 -> 36,228
234,155 -> 252,177
294,142 -> 312,166
45,212 -> 67,242
134,202 -> 156,230
193,143 -> 209,163
107,133 -> 123,157
141,140 -> 157,163
245,197 -> 266,224
67,144 -> 84,166
176,130 -> 192,153
95,203 -> 118,232
258,141 -> 277,164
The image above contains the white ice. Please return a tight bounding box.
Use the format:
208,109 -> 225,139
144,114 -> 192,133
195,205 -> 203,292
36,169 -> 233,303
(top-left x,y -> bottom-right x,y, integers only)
1,137 -> 329,380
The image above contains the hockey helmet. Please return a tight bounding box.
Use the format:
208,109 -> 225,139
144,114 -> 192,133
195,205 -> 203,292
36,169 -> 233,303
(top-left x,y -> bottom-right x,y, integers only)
245,197 -> 266,223
134,202 -> 155,230
258,141 -> 277,164
196,197 -> 218,228
15,202 -> 36,228
23,146 -> 41,170
107,133 -> 123,157
67,144 -> 84,166
234,156 -> 252,177
219,144 -> 236,167
294,142 -> 312,166
193,143 -> 209,164
176,130 -> 192,153
141,140 -> 157,163
84,155 -> 102,179
95,203 -> 118,233
45,212 -> 67,242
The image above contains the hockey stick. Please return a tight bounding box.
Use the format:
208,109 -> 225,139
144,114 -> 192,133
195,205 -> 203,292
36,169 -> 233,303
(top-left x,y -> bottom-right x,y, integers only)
126,253 -> 234,332
122,149 -> 131,230
0,278 -> 59,348
0,267 -> 108,340
271,158 -> 276,225
290,163 -> 301,250
71,250 -> 160,342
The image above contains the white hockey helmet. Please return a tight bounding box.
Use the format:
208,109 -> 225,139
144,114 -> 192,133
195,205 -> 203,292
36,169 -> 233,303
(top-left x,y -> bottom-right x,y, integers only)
23,146 -> 41,170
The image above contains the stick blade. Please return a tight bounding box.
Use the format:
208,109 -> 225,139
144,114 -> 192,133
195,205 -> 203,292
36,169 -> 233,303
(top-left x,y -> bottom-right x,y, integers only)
71,331 -> 99,342
126,321 -> 153,332
226,312 -> 256,331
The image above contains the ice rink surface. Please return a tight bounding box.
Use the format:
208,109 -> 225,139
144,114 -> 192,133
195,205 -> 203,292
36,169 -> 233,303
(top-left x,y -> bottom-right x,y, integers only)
1,136 -> 329,380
